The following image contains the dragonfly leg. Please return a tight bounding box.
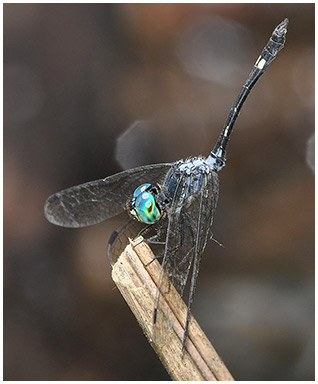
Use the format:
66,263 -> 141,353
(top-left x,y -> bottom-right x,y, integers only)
144,230 -> 166,245
145,241 -> 193,270
136,224 -> 152,238
137,218 -> 169,246
132,224 -> 154,248
145,253 -> 164,267
211,236 -> 224,248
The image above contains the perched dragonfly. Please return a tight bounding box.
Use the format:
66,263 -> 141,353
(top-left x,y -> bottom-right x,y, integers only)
44,19 -> 288,349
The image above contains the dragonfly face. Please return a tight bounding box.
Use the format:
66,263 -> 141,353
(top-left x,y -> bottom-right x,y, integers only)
129,183 -> 162,224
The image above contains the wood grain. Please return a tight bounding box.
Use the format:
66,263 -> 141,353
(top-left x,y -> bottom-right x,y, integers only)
111,237 -> 234,381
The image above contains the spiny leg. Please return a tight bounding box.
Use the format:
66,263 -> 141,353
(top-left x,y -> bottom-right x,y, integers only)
133,216 -> 168,248
145,252 -> 164,267
141,220 -> 169,266
132,224 -> 155,248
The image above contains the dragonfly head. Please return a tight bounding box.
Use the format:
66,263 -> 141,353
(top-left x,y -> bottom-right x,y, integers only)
129,183 -> 161,224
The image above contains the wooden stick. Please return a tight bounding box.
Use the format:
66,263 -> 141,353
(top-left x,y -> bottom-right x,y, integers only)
111,237 -> 234,381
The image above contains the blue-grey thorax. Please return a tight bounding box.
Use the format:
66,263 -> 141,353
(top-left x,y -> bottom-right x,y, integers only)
160,157 -> 216,210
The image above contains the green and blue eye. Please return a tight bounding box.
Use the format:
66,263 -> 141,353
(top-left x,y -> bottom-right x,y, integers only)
133,183 -> 151,198
130,184 -> 161,224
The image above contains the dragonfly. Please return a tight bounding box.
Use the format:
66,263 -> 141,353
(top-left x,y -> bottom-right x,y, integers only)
44,19 -> 288,349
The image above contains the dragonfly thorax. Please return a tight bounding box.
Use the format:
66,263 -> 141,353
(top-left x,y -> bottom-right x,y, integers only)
161,157 -> 213,206
129,183 -> 162,224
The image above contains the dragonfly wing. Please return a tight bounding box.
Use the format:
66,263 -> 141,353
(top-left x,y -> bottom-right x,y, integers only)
166,170 -> 219,297
106,215 -> 146,265
152,170 -> 219,346
151,176 -> 186,346
44,163 -> 172,228
178,171 -> 219,346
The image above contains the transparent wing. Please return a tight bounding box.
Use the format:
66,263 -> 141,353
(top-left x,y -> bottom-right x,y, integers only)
106,215 -> 146,265
44,163 -> 172,228
153,170 -> 219,347
167,170 -> 219,297
177,171 -> 219,346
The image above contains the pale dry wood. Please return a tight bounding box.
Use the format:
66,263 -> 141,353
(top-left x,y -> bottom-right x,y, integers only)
111,237 -> 234,381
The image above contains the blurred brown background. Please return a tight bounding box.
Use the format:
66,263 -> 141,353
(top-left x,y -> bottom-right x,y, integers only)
4,3 -> 314,381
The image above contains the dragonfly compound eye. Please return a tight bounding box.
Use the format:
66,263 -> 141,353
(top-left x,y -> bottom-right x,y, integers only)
132,183 -> 151,198
130,184 -> 161,224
